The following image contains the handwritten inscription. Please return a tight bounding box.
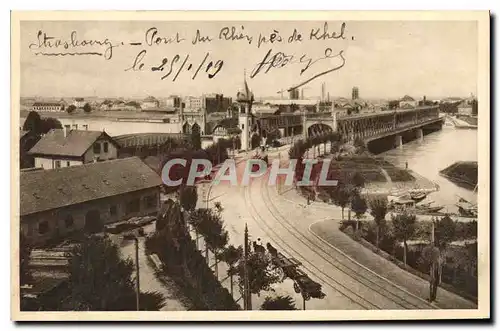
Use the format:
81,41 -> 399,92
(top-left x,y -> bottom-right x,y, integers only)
125,50 -> 224,81
250,47 -> 345,78
27,22 -> 352,86
28,30 -> 119,60
145,27 -> 185,46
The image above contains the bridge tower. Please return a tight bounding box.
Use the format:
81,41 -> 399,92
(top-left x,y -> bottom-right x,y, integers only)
236,72 -> 254,151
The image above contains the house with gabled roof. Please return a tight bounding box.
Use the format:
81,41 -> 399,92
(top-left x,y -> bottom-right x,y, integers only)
28,128 -> 120,170
20,157 -> 162,245
399,95 -> 418,109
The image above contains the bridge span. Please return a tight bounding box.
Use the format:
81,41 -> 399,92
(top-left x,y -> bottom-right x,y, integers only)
303,106 -> 443,152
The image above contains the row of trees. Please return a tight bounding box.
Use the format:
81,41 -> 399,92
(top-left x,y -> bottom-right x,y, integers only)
289,131 -> 343,161
66,103 -> 92,114
331,189 -> 476,299
148,186 -> 293,309
179,187 -> 286,306
288,132 -> 343,185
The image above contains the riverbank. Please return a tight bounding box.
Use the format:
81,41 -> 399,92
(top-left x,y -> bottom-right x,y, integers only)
307,150 -> 439,198
439,161 -> 478,191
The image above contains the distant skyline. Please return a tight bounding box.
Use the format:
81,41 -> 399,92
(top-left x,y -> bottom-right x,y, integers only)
21,20 -> 478,100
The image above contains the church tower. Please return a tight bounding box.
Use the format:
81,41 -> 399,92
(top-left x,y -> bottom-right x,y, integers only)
236,73 -> 254,151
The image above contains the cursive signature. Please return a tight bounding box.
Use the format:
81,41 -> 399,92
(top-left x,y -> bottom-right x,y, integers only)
250,47 -> 346,91
288,50 -> 345,91
250,47 -> 345,77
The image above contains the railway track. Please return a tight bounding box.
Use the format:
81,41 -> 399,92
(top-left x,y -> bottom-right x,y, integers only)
242,170 -> 436,310
243,182 -> 376,309
260,172 -> 436,309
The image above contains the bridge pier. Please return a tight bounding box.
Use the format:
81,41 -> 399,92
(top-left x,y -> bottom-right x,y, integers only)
416,128 -> 423,142
395,135 -> 403,149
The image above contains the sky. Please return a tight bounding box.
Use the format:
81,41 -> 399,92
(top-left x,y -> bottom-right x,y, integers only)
20,20 -> 478,100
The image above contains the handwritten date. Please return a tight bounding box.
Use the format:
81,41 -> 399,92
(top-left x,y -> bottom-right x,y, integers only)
126,50 -> 224,81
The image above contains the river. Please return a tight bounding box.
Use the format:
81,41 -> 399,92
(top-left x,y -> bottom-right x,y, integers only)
381,127 -> 478,214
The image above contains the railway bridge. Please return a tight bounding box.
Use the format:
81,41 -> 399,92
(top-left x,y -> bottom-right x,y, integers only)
303,106 -> 443,152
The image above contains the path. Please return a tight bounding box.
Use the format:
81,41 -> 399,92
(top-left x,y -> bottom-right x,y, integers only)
111,224 -> 191,311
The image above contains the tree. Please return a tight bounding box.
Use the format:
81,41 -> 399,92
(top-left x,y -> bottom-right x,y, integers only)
22,111 -> 43,134
67,104 -> 77,114
23,111 -> 63,136
260,295 -> 297,310
219,245 -> 243,296
197,208 -> 229,278
353,137 -> 366,154
251,134 -> 261,149
232,136 -> 242,151
187,208 -> 205,250
465,242 -> 478,277
40,117 -> 63,134
179,186 -> 198,213
189,208 -> 227,268
328,185 -> 350,220
83,103 -> 92,113
231,247 -> 281,299
213,201 -> 224,214
191,130 -> 202,150
351,171 -> 365,189
59,235 -> 165,310
434,215 -> 457,250
350,193 -> 368,231
369,197 -> 389,250
392,212 -> 417,265
19,233 -> 32,286
471,99 -> 478,116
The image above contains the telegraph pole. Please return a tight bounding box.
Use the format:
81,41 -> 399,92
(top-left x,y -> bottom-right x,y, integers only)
431,218 -> 435,245
243,223 -> 251,310
124,233 -> 140,311
134,237 -> 140,311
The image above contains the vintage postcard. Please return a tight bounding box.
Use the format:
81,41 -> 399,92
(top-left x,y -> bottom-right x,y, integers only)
11,11 -> 490,321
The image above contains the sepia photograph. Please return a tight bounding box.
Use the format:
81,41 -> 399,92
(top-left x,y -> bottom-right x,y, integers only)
11,11 -> 490,321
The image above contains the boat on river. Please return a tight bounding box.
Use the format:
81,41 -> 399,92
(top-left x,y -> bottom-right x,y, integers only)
415,201 -> 444,214
456,197 -> 478,217
388,192 -> 415,212
410,191 -> 427,203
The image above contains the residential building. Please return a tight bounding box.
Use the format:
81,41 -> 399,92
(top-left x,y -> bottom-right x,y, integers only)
73,98 -> 85,108
32,102 -> 65,112
164,96 -> 182,108
399,95 -> 418,108
28,129 -> 119,169
20,157 -> 162,245
141,96 -> 160,109
203,94 -> 232,114
185,97 -> 203,111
